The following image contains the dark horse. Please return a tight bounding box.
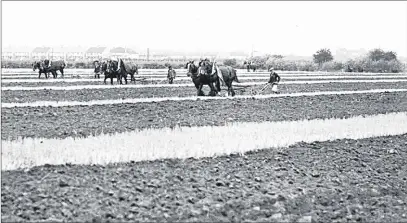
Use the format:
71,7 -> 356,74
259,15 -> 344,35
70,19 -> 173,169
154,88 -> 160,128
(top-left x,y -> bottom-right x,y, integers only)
123,61 -> 138,83
243,61 -> 256,72
186,60 -> 240,96
105,59 -> 128,85
100,61 -> 116,85
32,61 -> 52,79
41,59 -> 66,78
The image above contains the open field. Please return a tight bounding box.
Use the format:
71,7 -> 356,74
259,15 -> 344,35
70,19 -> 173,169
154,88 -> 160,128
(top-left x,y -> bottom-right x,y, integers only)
3,112 -> 407,170
2,82 -> 407,104
2,68 -> 406,75
2,69 -> 407,222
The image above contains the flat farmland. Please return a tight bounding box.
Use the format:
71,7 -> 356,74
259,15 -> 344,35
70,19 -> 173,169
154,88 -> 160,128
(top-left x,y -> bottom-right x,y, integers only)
2,82 -> 407,103
2,69 -> 407,222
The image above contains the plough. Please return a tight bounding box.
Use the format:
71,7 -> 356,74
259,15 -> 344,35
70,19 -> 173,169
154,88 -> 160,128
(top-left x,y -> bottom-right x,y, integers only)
248,82 -> 280,95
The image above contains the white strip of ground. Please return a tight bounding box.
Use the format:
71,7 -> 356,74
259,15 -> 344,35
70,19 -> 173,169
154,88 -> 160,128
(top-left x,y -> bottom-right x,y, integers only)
2,88 -> 406,108
2,69 -> 405,75
3,79 -> 407,91
2,75 -> 407,82
2,112 -> 406,171
3,73 -> 407,78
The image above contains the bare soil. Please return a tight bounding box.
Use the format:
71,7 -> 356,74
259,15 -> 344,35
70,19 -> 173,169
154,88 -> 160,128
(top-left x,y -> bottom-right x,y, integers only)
2,134 -> 406,222
2,82 -> 407,103
2,92 -> 407,140
2,77 -> 407,87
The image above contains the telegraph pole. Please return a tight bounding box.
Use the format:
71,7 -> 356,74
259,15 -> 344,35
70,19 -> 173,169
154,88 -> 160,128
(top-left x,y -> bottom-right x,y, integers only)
251,44 -> 254,59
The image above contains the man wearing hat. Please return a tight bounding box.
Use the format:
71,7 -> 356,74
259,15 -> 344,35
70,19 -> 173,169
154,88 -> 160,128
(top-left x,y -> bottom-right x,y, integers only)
259,67 -> 281,93
268,67 -> 281,93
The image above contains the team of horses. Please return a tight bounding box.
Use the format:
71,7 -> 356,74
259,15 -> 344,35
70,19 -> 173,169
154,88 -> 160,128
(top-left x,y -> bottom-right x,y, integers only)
32,60 -> 66,79
32,58 -> 242,97
243,61 -> 256,72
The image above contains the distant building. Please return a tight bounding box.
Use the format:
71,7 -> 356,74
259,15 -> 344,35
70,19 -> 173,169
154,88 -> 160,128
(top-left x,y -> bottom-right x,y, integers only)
31,47 -> 51,60
2,46 -> 34,61
85,47 -> 107,61
150,53 -> 167,61
109,47 -> 139,60
66,46 -> 87,61
52,46 -> 87,61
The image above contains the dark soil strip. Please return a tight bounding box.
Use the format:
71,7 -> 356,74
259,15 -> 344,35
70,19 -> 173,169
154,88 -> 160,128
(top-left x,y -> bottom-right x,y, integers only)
2,134 -> 407,222
2,82 -> 407,103
2,92 -> 407,140
2,77 -> 407,87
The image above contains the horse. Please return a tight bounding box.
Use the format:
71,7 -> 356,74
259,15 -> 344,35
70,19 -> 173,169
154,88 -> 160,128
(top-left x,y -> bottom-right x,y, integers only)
168,69 -> 176,84
186,60 -> 240,96
243,61 -> 256,72
106,59 -> 128,85
186,60 -> 216,96
42,59 -> 66,78
123,61 -> 138,83
32,61 -> 52,79
199,60 -> 240,96
101,61 -> 117,85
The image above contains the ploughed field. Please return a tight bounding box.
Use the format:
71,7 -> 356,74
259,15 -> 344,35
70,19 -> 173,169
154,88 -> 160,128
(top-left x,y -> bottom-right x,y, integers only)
2,69 -> 407,222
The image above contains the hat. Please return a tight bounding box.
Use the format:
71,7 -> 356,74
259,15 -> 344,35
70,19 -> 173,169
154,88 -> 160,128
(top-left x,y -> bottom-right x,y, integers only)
269,67 -> 274,71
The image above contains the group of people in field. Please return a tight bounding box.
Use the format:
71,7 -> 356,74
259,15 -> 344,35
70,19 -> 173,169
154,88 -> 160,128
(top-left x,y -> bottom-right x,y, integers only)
32,57 -> 281,95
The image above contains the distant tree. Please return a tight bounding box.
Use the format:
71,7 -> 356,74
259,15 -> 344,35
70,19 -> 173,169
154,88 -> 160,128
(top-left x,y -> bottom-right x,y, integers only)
313,48 -> 334,66
75,62 -> 85,68
266,55 -> 285,70
271,54 -> 284,59
251,56 -> 269,69
223,58 -> 237,66
368,48 -> 386,61
368,48 -> 398,62
383,51 -> 397,61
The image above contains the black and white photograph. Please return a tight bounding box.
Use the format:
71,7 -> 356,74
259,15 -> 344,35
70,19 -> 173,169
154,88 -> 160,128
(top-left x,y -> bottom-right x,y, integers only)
1,0 -> 407,222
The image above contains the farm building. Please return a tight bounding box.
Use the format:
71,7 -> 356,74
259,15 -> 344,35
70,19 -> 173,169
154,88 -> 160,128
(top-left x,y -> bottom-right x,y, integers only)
85,47 -> 108,61
1,46 -> 34,61
31,47 -> 51,60
108,47 -> 139,60
51,46 -> 87,61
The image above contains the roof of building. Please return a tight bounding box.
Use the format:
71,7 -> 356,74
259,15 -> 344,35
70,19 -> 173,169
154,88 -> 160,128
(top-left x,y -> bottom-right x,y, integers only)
86,47 -> 107,53
2,46 -> 35,53
32,47 -> 51,53
52,46 -> 87,53
110,47 -> 137,54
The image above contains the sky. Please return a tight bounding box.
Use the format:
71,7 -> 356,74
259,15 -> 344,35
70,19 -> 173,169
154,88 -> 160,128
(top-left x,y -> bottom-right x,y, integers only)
2,1 -> 407,57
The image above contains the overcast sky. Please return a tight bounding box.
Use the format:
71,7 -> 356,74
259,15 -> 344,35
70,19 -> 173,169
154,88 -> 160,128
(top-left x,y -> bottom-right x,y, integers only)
2,1 -> 407,56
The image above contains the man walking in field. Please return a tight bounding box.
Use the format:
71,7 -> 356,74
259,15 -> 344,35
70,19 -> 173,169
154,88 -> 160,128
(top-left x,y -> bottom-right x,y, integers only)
259,67 -> 281,94
167,65 -> 176,84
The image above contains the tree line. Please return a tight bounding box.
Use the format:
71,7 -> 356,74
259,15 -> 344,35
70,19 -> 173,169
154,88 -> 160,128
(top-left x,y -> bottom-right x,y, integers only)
223,48 -> 405,73
2,48 -> 405,73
